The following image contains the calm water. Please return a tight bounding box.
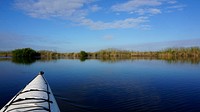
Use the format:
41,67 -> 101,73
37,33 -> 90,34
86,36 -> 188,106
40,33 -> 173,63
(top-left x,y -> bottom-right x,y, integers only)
0,58 -> 200,112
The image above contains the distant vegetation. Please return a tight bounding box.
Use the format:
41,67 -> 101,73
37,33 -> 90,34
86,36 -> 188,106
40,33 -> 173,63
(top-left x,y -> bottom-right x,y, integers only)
38,50 -> 63,59
63,47 -> 200,59
63,47 -> 200,64
79,51 -> 88,58
0,51 -> 12,57
0,47 -> 200,64
12,48 -> 40,58
8,48 -> 40,65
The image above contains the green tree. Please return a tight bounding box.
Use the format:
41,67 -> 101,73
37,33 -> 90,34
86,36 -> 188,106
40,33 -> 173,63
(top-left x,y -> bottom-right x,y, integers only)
12,48 -> 39,58
79,51 -> 88,58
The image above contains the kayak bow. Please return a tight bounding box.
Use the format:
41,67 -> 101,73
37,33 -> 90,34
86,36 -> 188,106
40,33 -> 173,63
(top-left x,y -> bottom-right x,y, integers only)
1,72 -> 60,112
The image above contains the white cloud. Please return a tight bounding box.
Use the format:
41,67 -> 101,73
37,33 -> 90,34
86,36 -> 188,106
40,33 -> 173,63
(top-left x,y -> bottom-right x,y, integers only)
0,32 -> 70,51
103,35 -> 114,41
14,0 -> 185,30
111,0 -> 184,15
90,5 -> 101,12
167,5 -> 186,11
135,8 -> 161,15
120,38 -> 200,51
15,0 -> 90,19
148,8 -> 161,14
79,17 -> 148,30
167,0 -> 177,4
111,0 -> 162,13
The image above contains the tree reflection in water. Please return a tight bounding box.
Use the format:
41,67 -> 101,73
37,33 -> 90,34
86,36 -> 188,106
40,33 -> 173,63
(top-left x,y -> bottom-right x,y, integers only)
12,57 -> 37,65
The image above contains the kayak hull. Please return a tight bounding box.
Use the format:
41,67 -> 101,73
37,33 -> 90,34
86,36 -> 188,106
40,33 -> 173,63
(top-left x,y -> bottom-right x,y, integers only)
1,73 -> 60,112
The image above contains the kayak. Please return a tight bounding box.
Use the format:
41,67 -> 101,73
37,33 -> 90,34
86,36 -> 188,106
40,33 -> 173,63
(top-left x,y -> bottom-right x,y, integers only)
0,71 -> 60,112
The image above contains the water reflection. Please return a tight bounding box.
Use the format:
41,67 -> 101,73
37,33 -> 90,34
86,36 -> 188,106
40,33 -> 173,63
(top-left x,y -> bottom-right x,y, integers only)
98,57 -> 200,64
0,57 -> 60,65
0,57 -> 11,61
162,57 -> 200,64
79,57 -> 87,62
1,56 -> 200,64
12,57 -> 37,65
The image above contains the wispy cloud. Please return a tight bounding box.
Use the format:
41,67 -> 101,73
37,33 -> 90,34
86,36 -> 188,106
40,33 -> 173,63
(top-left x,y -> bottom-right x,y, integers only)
15,0 -> 90,19
79,17 -> 148,30
90,5 -> 101,12
0,32 -> 70,51
134,8 -> 161,15
122,38 -> 200,51
111,0 -> 162,15
167,0 -> 177,4
14,0 -> 185,30
167,4 -> 186,11
103,35 -> 114,41
111,0 -> 184,15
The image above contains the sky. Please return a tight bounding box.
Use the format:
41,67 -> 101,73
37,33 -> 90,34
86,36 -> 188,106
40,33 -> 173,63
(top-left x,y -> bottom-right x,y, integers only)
0,0 -> 200,52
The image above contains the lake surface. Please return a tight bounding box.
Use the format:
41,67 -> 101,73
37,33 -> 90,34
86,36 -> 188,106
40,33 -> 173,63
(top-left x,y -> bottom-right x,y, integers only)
0,58 -> 200,112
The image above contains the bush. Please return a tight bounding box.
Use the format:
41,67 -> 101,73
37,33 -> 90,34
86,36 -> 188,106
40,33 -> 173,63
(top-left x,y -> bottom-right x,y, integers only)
12,48 -> 39,58
79,51 -> 88,58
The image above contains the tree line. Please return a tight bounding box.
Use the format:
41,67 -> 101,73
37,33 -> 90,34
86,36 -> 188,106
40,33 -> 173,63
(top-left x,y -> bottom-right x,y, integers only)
0,47 -> 200,59
63,47 -> 200,59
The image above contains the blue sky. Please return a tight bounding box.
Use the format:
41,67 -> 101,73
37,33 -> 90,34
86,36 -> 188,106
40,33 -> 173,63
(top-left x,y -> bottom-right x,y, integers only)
0,0 -> 200,52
